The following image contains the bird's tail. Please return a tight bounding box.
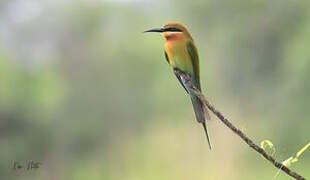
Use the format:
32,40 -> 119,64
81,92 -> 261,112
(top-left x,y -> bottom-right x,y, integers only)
190,95 -> 212,149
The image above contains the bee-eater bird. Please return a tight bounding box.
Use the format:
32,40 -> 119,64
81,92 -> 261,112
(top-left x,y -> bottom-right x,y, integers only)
144,22 -> 212,149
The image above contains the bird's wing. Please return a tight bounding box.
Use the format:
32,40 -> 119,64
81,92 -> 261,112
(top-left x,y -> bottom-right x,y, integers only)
186,41 -> 201,90
173,68 -> 189,94
165,50 -> 189,93
164,51 -> 170,64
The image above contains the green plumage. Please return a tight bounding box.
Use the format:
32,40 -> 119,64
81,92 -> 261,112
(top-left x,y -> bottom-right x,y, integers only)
186,41 -> 200,89
145,21 -> 212,149
165,40 -> 211,149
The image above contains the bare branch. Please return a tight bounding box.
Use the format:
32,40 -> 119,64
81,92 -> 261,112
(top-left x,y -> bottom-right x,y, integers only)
174,69 -> 306,180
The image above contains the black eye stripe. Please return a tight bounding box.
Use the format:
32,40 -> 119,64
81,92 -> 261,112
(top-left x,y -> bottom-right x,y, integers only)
164,27 -> 182,32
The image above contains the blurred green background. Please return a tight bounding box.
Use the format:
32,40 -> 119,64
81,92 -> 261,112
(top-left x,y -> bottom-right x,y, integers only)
1,0 -> 309,179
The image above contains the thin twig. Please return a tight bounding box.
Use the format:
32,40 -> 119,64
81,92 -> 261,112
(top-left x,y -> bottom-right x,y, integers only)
174,69 -> 306,180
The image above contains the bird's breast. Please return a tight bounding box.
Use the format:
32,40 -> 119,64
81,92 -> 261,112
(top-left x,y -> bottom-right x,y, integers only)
165,41 -> 193,73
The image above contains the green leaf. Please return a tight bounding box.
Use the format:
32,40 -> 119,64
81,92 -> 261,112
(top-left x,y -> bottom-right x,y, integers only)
260,140 -> 276,156
260,140 -> 310,168
282,142 -> 310,167
296,142 -> 310,158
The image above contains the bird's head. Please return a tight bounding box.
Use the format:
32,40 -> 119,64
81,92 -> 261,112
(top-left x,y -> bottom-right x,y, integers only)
144,21 -> 193,41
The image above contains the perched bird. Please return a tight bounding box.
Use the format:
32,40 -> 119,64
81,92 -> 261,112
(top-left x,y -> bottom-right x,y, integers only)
144,22 -> 212,149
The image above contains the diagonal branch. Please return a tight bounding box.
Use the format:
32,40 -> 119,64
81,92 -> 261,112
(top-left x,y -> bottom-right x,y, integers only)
174,69 -> 306,180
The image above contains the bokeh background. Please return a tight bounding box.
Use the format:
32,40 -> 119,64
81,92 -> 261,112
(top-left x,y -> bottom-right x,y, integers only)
1,0 -> 309,179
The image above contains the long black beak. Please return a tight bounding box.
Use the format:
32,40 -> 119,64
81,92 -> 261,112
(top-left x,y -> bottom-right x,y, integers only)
143,28 -> 164,33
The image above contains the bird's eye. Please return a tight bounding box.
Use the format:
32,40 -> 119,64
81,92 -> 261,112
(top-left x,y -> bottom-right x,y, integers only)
164,27 -> 182,32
